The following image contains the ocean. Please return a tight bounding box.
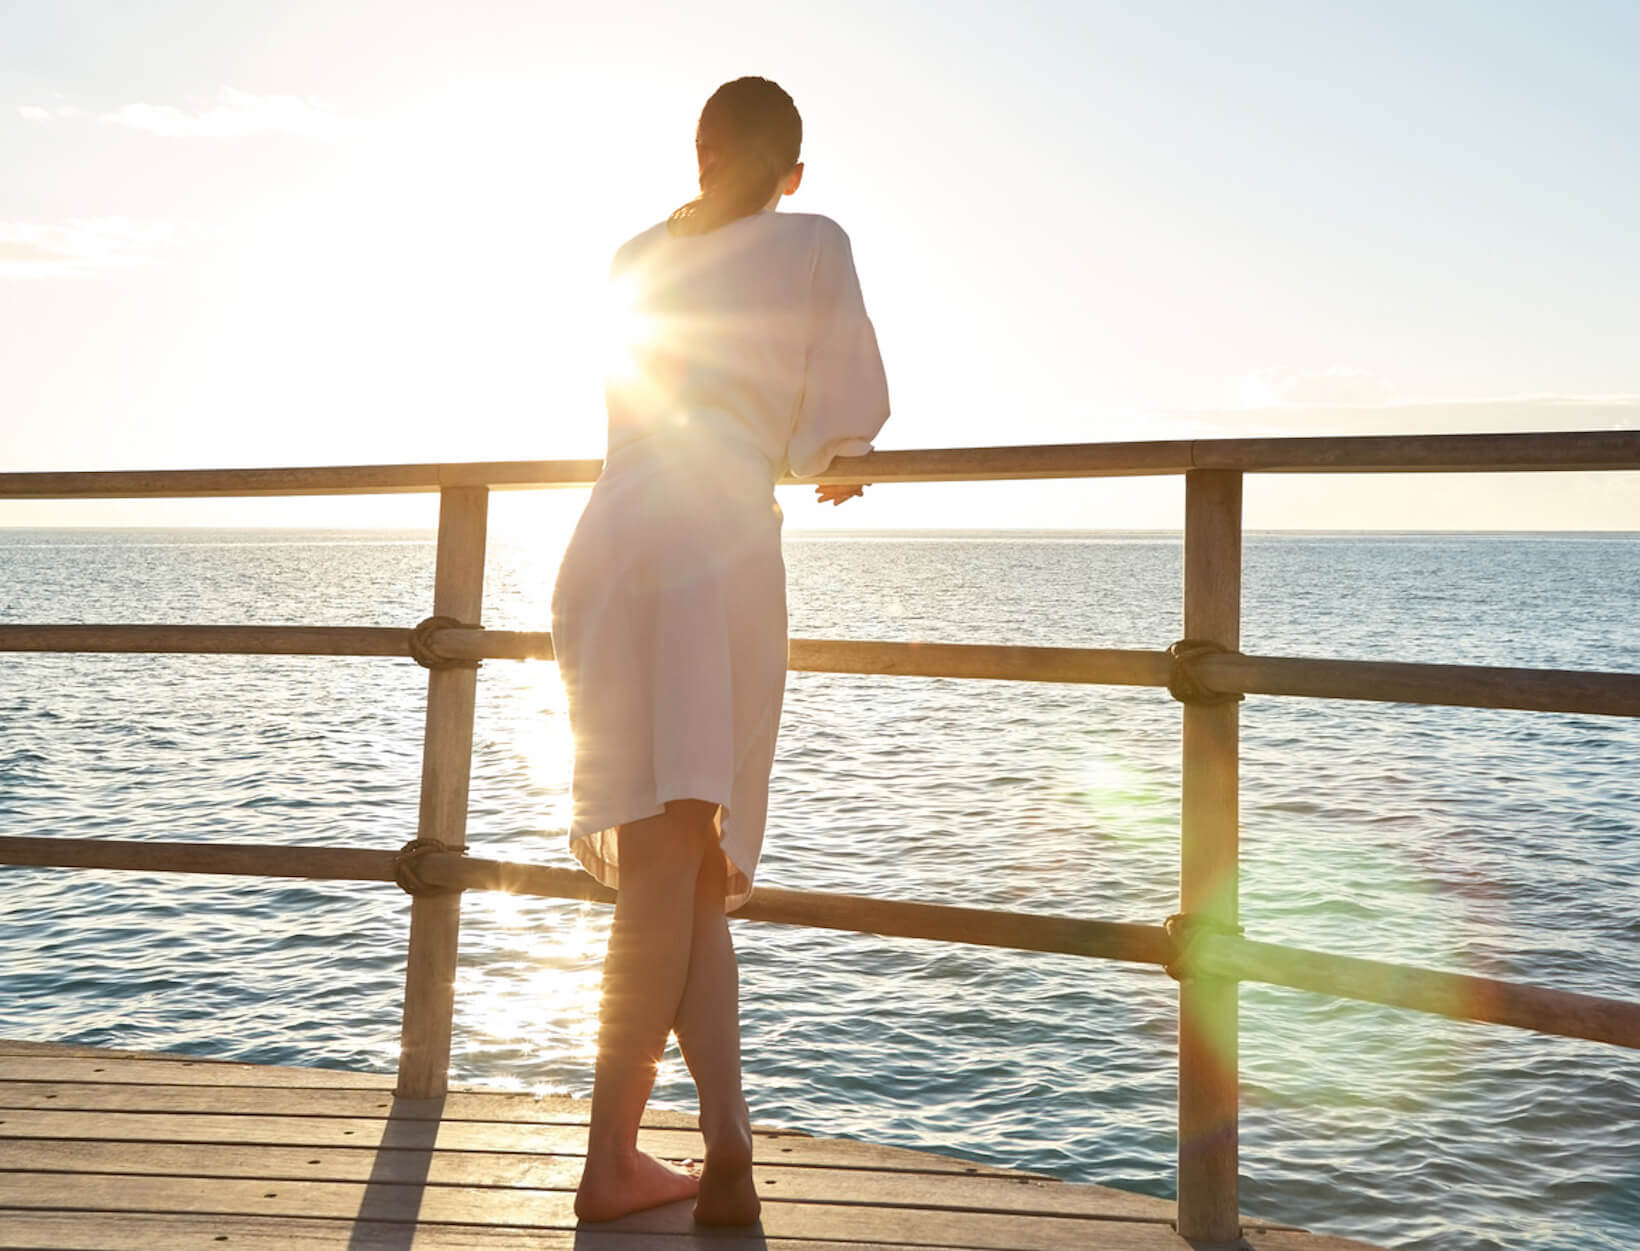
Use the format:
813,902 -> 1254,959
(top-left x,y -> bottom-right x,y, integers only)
2,527 -> 1637,1250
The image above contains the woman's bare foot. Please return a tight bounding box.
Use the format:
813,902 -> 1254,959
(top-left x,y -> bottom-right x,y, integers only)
575,1148 -> 700,1223
693,1121 -> 761,1227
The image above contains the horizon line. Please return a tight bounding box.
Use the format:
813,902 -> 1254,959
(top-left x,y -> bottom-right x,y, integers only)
1,524 -> 1636,537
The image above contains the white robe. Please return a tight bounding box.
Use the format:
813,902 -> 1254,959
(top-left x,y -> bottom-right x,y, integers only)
551,210 -> 890,910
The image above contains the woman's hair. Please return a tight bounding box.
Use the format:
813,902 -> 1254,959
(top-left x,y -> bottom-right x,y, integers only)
668,77 -> 802,237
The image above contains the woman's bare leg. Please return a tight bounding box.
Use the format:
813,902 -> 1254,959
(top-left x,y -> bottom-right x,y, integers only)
673,849 -> 761,1225
574,800 -> 716,1222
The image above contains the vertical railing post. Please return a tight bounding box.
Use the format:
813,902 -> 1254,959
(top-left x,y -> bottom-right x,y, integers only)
1176,469 -> 1243,1243
396,484 -> 488,1098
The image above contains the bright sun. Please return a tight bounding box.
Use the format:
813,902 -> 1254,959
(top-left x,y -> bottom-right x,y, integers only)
601,273 -> 655,382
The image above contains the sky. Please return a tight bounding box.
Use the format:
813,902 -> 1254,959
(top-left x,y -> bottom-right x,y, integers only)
2,0 -> 1637,532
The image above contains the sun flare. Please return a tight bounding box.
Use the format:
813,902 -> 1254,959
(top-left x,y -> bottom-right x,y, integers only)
601,273 -> 656,382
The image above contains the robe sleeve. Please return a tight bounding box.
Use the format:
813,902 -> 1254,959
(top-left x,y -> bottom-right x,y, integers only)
786,220 -> 890,477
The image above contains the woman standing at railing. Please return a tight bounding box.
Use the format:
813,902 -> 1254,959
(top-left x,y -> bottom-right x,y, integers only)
550,76 -> 890,1225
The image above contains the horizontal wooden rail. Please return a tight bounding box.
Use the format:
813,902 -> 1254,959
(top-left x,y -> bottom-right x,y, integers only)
0,624 -> 409,658
1,430 -> 1635,498
0,836 -> 394,882
4,836 -> 1635,1050
4,625 -> 1638,718
432,630 -> 1177,687
1195,652 -> 1640,719
1187,429 -> 1640,474
0,460 -> 604,499
420,853 -> 1172,965
1191,934 -> 1640,1052
0,836 -> 1167,965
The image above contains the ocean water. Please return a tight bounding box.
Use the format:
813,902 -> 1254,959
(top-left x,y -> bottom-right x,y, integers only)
2,526 -> 1637,1251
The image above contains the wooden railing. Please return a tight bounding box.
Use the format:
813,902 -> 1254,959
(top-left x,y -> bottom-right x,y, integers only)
3,428 -> 1638,1245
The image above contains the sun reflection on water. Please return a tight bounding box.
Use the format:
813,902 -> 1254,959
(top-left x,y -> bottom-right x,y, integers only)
456,897 -> 608,1091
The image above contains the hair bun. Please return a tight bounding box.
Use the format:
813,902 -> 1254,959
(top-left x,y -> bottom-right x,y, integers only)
670,78 -> 802,236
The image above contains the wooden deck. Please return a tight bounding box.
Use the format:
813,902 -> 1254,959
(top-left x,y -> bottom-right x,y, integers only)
0,1040 -> 1383,1251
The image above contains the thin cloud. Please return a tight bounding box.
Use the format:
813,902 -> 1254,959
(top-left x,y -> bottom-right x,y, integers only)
0,219 -> 167,278
98,88 -> 353,139
1240,367 -> 1399,408
17,103 -> 83,121
1191,395 -> 1640,438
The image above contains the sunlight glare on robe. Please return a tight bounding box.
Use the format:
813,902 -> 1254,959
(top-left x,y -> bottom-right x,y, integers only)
551,210 -> 890,909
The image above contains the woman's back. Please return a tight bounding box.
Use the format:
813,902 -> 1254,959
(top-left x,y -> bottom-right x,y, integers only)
555,73 -> 889,1229
605,209 -> 888,478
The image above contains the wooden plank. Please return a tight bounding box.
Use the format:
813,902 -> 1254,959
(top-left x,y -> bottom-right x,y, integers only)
1175,469 -> 1242,1243
0,1054 -> 400,1088
0,1040 -> 260,1065
0,1200 -> 1384,1251
0,1056 -> 741,1131
0,1212 -> 1387,1251
0,1172 -> 1351,1251
0,1139 -> 1179,1222
0,1109 -> 1017,1175
0,1211 -> 1021,1251
0,1082 -> 702,1131
398,485 -> 488,1100
0,1171 -> 1066,1249
1251,1236 -> 1386,1251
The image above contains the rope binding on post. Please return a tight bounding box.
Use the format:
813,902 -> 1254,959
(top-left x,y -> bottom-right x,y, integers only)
394,837 -> 464,896
1165,639 -> 1243,706
1163,911 -> 1244,980
408,615 -> 480,670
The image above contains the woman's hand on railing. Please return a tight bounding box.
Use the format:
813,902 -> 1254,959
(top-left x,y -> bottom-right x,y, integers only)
815,483 -> 867,505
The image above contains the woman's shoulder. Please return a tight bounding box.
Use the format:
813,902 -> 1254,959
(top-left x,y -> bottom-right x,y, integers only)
609,212 -> 854,274
611,220 -> 671,272
760,213 -> 857,270
773,211 -> 851,244
625,211 -> 851,245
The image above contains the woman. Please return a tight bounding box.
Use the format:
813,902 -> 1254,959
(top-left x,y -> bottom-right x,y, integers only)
551,76 -> 890,1226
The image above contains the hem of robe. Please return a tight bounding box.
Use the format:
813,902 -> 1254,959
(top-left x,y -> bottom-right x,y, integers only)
568,786 -> 754,913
